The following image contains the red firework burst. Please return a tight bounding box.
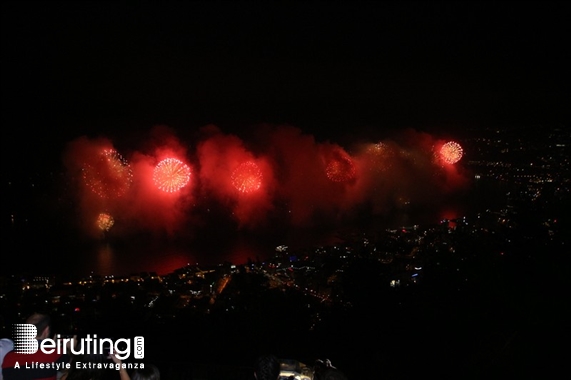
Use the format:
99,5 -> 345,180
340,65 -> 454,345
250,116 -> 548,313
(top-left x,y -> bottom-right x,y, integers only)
82,149 -> 133,198
326,151 -> 356,182
231,161 -> 263,193
439,141 -> 464,164
153,158 -> 191,193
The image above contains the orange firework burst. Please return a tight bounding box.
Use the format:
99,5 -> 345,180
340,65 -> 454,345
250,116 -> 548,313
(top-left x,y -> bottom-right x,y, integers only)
97,212 -> 114,231
231,161 -> 263,193
153,158 -> 191,193
326,150 -> 356,182
439,141 -> 464,164
82,149 -> 133,198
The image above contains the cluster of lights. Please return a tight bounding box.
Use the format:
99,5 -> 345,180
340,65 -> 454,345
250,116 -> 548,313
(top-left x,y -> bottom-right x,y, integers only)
231,161 -> 263,193
153,158 -> 191,193
326,151 -> 356,182
82,149 -> 133,198
96,212 -> 114,231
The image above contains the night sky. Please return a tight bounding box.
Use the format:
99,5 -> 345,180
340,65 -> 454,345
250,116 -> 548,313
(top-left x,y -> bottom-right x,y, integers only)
3,1 -> 569,153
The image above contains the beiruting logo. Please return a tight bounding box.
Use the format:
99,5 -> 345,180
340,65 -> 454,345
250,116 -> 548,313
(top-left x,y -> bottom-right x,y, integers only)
13,324 -> 144,360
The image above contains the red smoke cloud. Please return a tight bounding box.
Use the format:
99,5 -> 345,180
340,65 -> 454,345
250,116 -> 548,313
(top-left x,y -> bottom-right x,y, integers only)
118,125 -> 195,238
259,125 -> 362,227
195,125 -> 276,230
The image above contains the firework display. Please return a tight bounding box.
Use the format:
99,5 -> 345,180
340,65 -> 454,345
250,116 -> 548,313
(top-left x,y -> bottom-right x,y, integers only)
153,158 -> 191,192
97,212 -> 114,231
231,161 -> 263,193
65,129 -> 470,240
326,150 -> 356,182
439,141 -> 464,164
82,149 -> 133,198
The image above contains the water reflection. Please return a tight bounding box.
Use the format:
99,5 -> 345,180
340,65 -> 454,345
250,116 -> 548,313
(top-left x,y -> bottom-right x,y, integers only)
84,226 -> 329,277
84,233 -> 276,277
95,244 -> 116,275
87,209 -> 489,277
4,178 -> 509,278
87,242 -> 198,277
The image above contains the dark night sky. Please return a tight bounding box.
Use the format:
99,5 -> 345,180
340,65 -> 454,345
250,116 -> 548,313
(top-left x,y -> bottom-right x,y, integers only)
2,0 -> 570,169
